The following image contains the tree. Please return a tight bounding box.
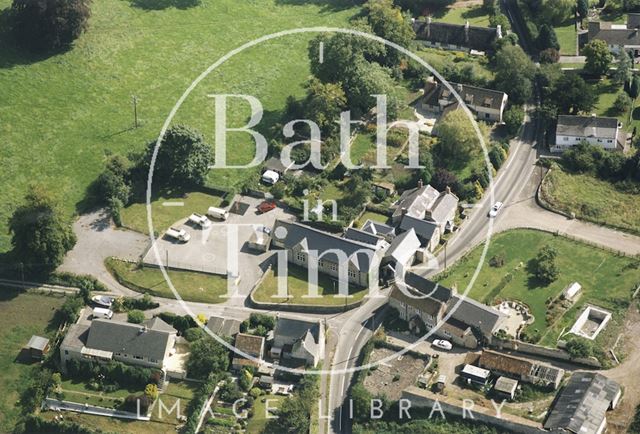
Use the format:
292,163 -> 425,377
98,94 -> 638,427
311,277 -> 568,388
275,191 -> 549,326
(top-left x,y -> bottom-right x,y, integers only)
630,75 -> 640,99
613,93 -> 632,114
304,78 -> 347,137
9,184 -> 76,275
141,125 -> 212,187
95,154 -> 132,205
144,383 -> 159,400
614,50 -> 633,86
503,105 -> 525,137
531,244 -> 559,284
493,45 -> 535,104
489,13 -> 511,31
551,73 -> 597,114
350,383 -> 372,423
583,40 -> 613,76
364,0 -> 415,65
537,24 -> 560,51
540,0 -> 575,25
433,109 -> 481,165
309,23 -> 385,84
186,337 -> 229,380
127,310 -> 145,324
431,168 -> 460,192
539,48 -> 560,64
577,0 -> 589,19
342,59 -> 401,118
565,337 -> 593,359
10,0 -> 91,52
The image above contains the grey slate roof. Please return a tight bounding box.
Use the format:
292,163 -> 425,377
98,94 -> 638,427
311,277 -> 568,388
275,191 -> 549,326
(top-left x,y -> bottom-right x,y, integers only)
384,228 -> 421,266
404,272 -> 453,303
447,295 -> 506,337
429,192 -> 459,223
544,372 -> 620,434
273,220 -> 378,273
273,318 -> 322,353
424,80 -> 507,112
61,324 -> 90,351
413,19 -> 500,52
86,319 -> 173,362
343,227 -> 383,246
556,115 -> 619,139
207,316 -> 242,338
587,20 -> 640,47
399,214 -> 439,242
144,317 -> 176,333
393,184 -> 440,220
390,284 -> 445,317
361,220 -> 395,237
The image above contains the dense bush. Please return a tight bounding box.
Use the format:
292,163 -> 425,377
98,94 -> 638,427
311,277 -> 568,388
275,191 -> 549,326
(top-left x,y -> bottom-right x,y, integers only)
127,309 -> 145,324
183,327 -> 205,342
54,295 -> 84,326
10,0 -> 91,52
561,142 -> 640,182
186,337 -> 230,380
65,359 -> 161,389
158,312 -> 197,334
17,415 -> 99,434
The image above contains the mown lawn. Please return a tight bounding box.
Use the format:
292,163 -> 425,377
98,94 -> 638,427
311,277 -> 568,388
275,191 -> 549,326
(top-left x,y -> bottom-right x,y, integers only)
40,411 -> 178,434
357,211 -> 390,226
105,257 -> 228,303
555,21 -> 577,55
541,167 -> 640,235
151,380 -> 199,425
121,190 -> 224,235
0,0 -> 359,253
0,290 -> 65,432
246,394 -> 286,434
434,6 -> 491,27
589,78 -> 640,132
437,230 -> 640,346
253,263 -> 369,306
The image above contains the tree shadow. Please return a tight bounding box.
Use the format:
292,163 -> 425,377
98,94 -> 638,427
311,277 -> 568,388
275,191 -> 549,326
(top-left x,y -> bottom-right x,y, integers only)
0,8 -> 72,69
632,107 -> 640,121
461,7 -> 487,20
273,0 -> 361,12
129,0 -> 203,10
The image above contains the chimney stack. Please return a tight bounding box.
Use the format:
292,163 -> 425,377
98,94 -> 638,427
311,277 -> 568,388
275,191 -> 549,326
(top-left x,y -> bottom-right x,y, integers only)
418,179 -> 424,188
427,16 -> 432,38
446,186 -> 452,194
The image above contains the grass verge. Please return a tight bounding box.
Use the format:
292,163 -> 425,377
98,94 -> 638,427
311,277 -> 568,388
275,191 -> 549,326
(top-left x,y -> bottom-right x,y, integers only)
105,257 -> 228,303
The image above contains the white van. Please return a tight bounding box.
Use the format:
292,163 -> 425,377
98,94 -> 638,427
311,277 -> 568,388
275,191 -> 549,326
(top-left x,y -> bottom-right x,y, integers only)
92,307 -> 113,320
207,206 -> 229,221
261,170 -> 280,185
165,227 -> 191,242
188,212 -> 211,228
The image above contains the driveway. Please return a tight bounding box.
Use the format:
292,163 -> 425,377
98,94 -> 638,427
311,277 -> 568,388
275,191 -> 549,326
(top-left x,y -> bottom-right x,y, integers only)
58,209 -> 149,296
141,196 -> 296,306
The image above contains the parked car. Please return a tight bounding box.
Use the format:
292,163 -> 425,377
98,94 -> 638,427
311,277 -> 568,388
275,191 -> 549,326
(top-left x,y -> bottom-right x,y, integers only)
207,206 -> 229,221
260,225 -> 272,235
165,227 -> 191,242
433,339 -> 452,351
92,307 -> 113,320
257,201 -> 276,214
261,170 -> 280,185
188,212 -> 211,228
488,201 -> 504,218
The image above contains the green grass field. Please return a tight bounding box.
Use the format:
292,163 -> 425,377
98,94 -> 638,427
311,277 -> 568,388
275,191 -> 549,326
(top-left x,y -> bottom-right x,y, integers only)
541,167 -> 640,235
121,190 -> 223,235
434,6 -> 491,27
556,21 -> 577,55
253,263 -> 369,306
0,290 -> 66,432
437,230 -> 640,346
0,0 -> 359,254
246,394 -> 286,434
105,257 -> 228,303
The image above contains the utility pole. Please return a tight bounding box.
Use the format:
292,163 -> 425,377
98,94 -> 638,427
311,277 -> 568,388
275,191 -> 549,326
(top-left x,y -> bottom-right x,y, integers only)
132,95 -> 139,128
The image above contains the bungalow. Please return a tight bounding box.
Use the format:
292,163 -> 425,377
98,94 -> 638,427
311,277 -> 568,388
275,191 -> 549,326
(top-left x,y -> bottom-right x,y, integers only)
270,317 -> 325,368
272,220 -> 382,289
580,14 -> 640,59
232,333 -> 265,371
422,79 -> 509,123
413,18 -> 502,54
553,115 -> 625,153
60,317 -> 177,372
544,372 -> 621,434
477,350 -> 565,390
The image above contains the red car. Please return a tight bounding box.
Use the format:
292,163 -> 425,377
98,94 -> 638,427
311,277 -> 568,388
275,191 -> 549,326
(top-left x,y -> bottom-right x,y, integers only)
257,201 -> 276,213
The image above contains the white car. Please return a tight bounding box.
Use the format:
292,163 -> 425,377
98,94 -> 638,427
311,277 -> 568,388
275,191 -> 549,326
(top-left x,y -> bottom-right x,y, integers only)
261,170 -> 280,185
488,201 -> 504,218
188,212 -> 211,229
165,227 -> 191,242
433,339 -> 453,351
